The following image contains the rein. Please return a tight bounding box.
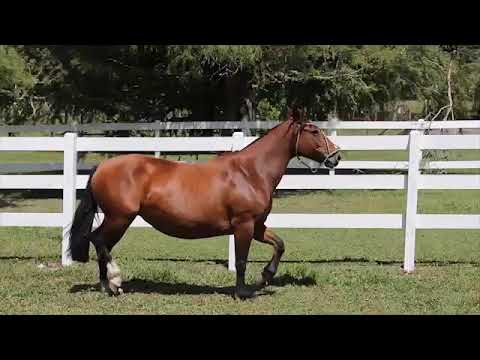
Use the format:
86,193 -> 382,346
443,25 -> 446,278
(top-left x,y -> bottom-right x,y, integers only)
295,123 -> 339,174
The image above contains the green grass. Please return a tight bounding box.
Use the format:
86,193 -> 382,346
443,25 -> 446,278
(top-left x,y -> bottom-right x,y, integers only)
0,151 -> 65,163
0,190 -> 479,314
0,227 -> 479,314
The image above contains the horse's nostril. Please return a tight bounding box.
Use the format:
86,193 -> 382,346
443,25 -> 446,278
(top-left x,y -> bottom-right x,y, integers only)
337,155 -> 342,161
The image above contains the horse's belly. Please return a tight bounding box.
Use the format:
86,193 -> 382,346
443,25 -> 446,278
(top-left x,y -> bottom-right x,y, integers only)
139,169 -> 235,239
139,207 -> 232,239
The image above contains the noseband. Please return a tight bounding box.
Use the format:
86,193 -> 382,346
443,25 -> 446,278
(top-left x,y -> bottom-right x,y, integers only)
295,123 -> 340,173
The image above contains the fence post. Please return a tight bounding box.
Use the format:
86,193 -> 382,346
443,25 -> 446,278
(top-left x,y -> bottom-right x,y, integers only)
62,132 -> 78,266
154,120 -> 161,158
328,115 -> 338,175
241,113 -> 251,137
228,132 -> 245,272
403,129 -> 422,273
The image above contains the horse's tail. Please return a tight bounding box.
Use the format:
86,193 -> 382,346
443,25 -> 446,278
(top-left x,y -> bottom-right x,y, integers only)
68,166 -> 98,263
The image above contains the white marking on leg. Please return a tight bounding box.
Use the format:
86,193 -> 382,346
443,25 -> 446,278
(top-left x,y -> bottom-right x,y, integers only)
107,260 -> 122,293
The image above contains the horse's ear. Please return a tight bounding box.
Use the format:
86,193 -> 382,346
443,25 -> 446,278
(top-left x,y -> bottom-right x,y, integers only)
287,107 -> 305,123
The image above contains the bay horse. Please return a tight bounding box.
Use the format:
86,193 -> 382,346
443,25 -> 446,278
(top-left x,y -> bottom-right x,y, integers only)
68,110 -> 341,299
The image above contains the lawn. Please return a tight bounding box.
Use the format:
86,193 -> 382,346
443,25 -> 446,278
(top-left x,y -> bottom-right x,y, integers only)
1,149 -> 479,164
0,189 -> 479,314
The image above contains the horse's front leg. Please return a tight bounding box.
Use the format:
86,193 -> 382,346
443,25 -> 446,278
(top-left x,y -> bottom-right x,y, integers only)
233,220 -> 255,299
254,224 -> 285,288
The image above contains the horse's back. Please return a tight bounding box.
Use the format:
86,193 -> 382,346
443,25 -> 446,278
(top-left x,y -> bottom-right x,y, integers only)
91,154 -> 167,217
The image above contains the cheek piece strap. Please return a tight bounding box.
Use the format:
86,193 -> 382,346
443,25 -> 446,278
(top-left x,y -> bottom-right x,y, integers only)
295,124 -> 340,173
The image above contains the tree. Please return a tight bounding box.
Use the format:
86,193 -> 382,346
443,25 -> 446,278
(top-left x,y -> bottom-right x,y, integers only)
253,45 -> 422,120
0,45 -> 37,125
2,45 -> 479,128
166,45 -> 262,122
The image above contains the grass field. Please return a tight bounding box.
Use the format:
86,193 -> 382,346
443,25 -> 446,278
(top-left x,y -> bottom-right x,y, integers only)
1,148 -> 479,164
0,189 -> 479,314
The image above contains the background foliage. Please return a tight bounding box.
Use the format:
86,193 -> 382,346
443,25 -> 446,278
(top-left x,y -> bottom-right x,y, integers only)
1,45 -> 479,126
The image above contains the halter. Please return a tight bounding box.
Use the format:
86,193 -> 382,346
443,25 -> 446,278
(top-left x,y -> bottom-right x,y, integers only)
295,123 -> 340,174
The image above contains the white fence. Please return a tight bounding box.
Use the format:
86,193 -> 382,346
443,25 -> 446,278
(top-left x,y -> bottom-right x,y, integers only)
1,120 -> 479,272
1,119 -> 480,133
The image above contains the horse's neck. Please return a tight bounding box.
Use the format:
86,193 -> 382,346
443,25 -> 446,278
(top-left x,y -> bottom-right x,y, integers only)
241,122 -> 295,191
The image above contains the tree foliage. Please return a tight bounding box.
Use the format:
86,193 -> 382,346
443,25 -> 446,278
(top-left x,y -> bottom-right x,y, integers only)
1,45 -> 479,126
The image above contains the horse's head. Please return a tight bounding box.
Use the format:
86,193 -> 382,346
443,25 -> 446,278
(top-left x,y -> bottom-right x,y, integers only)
288,109 -> 341,169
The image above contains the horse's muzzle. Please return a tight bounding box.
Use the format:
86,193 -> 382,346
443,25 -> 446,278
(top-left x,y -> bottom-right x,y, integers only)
324,151 -> 341,169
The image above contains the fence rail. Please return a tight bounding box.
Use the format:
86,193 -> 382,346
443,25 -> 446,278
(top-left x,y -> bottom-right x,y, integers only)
3,160 -> 480,175
1,120 -> 479,272
1,119 -> 480,134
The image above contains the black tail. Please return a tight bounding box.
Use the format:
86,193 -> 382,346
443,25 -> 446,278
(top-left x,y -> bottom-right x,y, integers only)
68,166 -> 98,263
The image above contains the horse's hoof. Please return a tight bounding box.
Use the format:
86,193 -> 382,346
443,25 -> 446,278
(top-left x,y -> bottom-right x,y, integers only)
255,276 -> 268,288
108,282 -> 123,296
256,269 -> 274,288
234,288 -> 256,300
100,280 -> 122,296
111,287 -> 123,296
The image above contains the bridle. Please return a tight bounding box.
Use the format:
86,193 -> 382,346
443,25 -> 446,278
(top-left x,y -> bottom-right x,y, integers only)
295,123 -> 340,174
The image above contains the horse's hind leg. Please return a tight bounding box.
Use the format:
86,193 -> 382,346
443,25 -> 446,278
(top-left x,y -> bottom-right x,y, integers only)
91,216 -> 133,295
253,224 -> 285,288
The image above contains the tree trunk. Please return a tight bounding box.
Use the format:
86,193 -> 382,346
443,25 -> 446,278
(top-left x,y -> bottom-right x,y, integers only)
190,82 -> 216,136
444,57 -> 454,121
474,83 -> 480,117
223,76 -> 242,122
223,72 -> 251,135
190,83 -> 214,121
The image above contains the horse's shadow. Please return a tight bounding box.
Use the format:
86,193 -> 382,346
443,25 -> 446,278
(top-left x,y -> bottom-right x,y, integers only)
69,273 -> 317,297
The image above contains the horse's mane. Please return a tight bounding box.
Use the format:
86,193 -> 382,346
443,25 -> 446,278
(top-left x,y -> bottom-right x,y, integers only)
239,119 -> 293,151
215,116 -> 300,158
214,125 -> 279,158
